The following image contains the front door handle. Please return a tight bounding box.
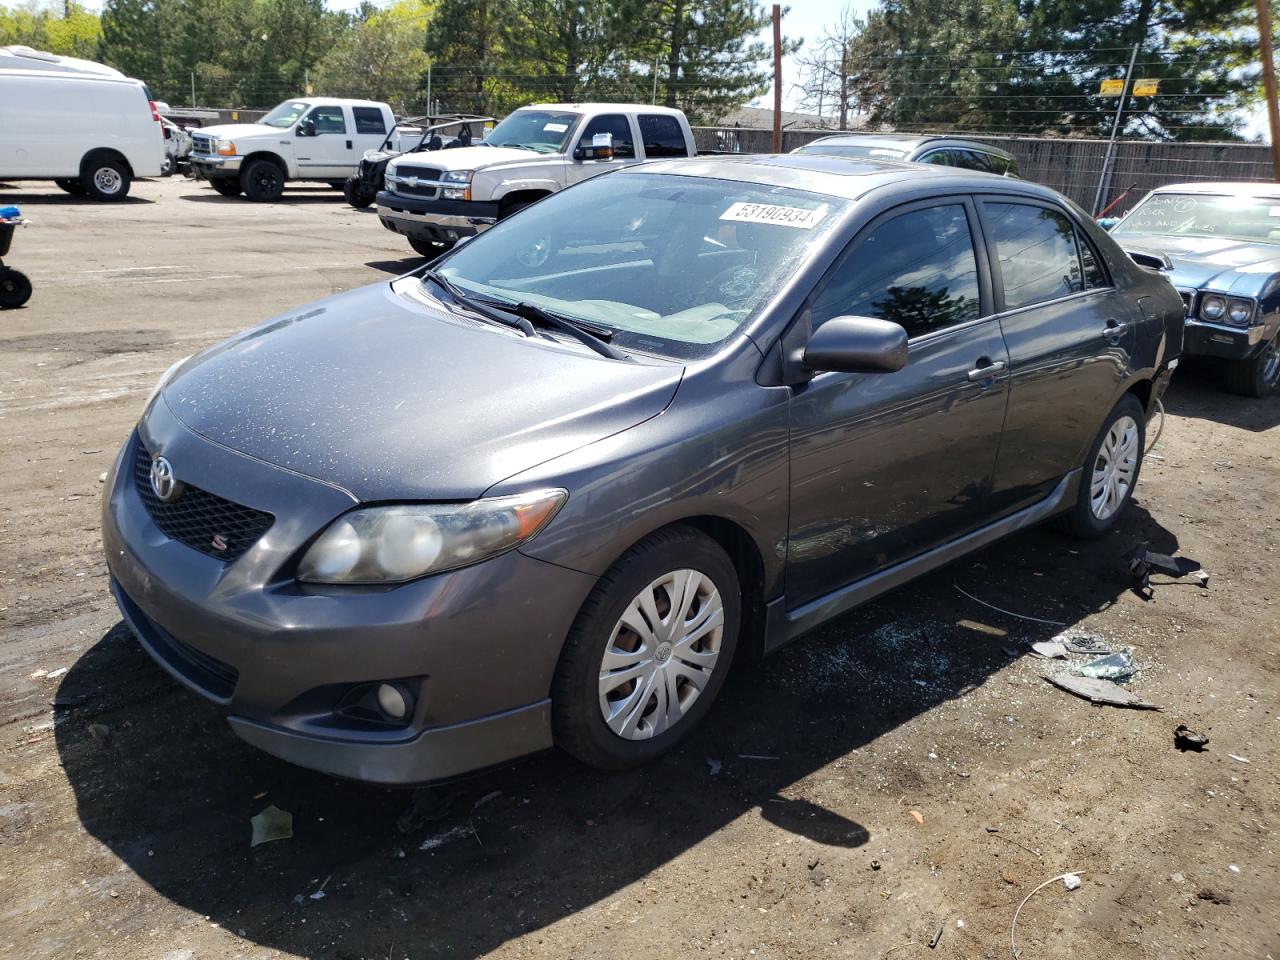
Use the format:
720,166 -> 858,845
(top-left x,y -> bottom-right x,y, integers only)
967,359 -> 1006,382
1103,319 -> 1129,341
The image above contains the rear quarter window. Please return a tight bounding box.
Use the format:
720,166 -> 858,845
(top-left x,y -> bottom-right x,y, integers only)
353,107 -> 387,135
638,114 -> 688,157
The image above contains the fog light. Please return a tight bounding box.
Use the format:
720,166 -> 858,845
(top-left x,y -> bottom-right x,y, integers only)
375,683 -> 410,720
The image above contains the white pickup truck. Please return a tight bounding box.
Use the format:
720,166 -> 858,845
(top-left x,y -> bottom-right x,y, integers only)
188,97 -> 404,201
377,103 -> 697,256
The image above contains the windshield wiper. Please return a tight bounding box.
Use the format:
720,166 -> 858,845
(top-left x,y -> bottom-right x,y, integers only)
423,269 -> 535,338
498,142 -> 536,151
510,301 -> 630,361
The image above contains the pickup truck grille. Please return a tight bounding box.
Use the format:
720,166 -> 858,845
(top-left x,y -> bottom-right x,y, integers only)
190,132 -> 216,156
387,165 -> 442,199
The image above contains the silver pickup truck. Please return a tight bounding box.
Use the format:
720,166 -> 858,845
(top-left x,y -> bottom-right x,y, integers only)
376,103 -> 697,256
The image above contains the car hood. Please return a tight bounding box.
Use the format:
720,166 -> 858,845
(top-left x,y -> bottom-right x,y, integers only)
388,145 -> 553,172
194,122 -> 283,143
159,282 -> 681,502
1119,234 -> 1280,296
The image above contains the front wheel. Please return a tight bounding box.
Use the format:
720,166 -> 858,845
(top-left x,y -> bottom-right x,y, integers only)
241,159 -> 285,202
1224,332 -> 1280,398
408,236 -> 451,259
0,268 -> 32,309
1061,393 -> 1146,539
552,525 -> 741,770
209,178 -> 242,198
160,156 -> 174,177
343,177 -> 375,209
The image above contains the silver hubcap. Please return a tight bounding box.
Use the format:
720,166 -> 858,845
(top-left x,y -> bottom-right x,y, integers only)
1091,414 -> 1139,521
598,569 -> 724,740
94,167 -> 122,194
1262,337 -> 1280,387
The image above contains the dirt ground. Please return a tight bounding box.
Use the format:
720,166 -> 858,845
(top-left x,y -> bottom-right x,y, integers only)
1,176 -> 1277,960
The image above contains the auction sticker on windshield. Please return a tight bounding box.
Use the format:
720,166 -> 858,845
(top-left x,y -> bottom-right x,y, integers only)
721,202 -> 828,229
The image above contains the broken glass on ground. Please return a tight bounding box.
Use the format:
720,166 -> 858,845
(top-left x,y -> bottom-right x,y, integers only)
1072,648 -> 1137,682
1043,673 -> 1161,710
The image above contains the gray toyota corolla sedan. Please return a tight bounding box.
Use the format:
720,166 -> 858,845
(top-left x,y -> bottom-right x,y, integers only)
103,155 -> 1183,784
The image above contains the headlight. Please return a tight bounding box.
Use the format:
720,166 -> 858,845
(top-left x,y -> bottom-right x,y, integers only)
1226,298 -> 1255,325
441,170 -> 473,201
217,140 -> 236,156
297,489 -> 567,584
144,354 -> 191,411
1200,295 -> 1226,321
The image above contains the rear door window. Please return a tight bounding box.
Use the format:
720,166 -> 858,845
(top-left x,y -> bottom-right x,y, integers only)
984,202 -> 1084,309
950,149 -> 996,173
352,107 -> 386,135
917,150 -> 951,166
638,114 -> 688,157
811,202 -> 983,339
579,114 -> 636,158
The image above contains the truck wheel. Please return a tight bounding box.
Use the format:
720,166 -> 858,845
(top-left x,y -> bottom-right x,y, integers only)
552,525 -> 741,770
409,237 -> 451,259
209,178 -> 242,198
80,156 -> 131,201
160,157 -> 174,177
1224,332 -> 1280,398
241,159 -> 285,202
343,178 -> 375,209
55,178 -> 85,196
1060,394 -> 1145,539
0,268 -> 32,309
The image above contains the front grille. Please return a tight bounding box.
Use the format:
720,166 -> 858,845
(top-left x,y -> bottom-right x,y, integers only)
133,442 -> 274,562
394,165 -> 442,182
191,133 -> 216,156
114,581 -> 239,701
389,164 -> 442,199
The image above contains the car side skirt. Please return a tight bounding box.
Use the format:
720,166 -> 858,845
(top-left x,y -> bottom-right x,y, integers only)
764,469 -> 1081,653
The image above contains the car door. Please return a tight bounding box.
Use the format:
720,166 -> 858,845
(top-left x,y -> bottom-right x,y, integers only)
564,113 -> 638,186
978,197 -> 1137,515
295,104 -> 353,178
786,197 -> 1011,606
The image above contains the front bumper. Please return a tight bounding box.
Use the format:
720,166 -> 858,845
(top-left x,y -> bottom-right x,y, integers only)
101,400 -> 597,784
190,154 -> 243,179
376,190 -> 499,243
1182,318 -> 1268,361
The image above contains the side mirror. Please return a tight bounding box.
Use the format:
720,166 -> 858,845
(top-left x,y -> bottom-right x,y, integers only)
573,132 -> 615,161
803,316 -> 908,374
297,118 -> 316,137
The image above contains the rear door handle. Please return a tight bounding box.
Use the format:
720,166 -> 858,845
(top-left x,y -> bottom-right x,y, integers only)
967,359 -> 1006,382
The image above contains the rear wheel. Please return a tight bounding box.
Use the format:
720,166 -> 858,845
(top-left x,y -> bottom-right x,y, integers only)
1061,394 -> 1145,539
552,525 -> 741,769
408,236 -> 451,259
209,178 -> 242,198
54,178 -> 85,196
0,268 -> 32,309
240,159 -> 285,202
80,156 -> 131,201
1224,332 -> 1280,398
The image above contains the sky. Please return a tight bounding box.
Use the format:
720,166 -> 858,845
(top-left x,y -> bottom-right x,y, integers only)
749,0 -> 876,113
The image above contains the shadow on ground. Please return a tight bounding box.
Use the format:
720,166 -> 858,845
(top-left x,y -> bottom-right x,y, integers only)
1162,358 -> 1280,432
55,506 -> 1176,959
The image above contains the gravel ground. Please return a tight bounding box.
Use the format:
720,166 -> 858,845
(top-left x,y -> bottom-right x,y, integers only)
1,176 -> 1277,960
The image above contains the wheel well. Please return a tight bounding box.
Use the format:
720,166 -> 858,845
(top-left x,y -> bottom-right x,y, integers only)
240,151 -> 287,176
1125,378 -> 1153,415
678,516 -> 768,665
499,190 -> 552,217
80,148 -> 133,178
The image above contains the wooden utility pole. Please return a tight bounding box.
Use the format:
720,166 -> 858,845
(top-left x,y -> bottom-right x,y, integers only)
771,4 -> 782,153
1257,0 -> 1280,181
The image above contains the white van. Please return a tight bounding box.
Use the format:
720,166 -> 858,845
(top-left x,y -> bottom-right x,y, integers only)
0,46 -> 164,201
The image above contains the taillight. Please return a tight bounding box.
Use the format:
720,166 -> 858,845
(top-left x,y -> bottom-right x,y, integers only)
149,100 -> 161,122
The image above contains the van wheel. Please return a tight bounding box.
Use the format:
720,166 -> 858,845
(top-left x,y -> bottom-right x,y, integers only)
54,179 -> 85,196
409,237 -> 451,259
1061,394 -> 1146,539
81,157 -> 131,201
209,178 -> 242,198
0,268 -> 32,309
1224,332 -> 1280,398
241,159 -> 285,202
552,525 -> 741,770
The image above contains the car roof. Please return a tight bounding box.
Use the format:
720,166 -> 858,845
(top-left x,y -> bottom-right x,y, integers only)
622,153 -> 1057,203
801,133 -> 1015,160
1148,181 -> 1280,199
525,102 -> 685,116
291,97 -> 386,108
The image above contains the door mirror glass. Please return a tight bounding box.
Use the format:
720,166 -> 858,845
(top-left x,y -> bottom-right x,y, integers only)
803,315 -> 908,374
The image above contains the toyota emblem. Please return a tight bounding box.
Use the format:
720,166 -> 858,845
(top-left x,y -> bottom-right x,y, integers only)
149,455 -> 184,503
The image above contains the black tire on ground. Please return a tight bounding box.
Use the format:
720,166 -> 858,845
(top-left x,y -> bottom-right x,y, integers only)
408,236 -> 452,259
160,157 -> 174,177
0,268 -> 33,309
80,156 -> 131,202
240,159 -> 285,202
1223,332 -> 1280,398
500,199 -> 533,219
551,524 -> 742,770
54,178 -> 85,196
1060,392 -> 1146,539
209,178 -> 242,198
343,178 -> 375,209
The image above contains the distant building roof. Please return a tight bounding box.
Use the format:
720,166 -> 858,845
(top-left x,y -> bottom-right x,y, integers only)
714,104 -> 870,131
